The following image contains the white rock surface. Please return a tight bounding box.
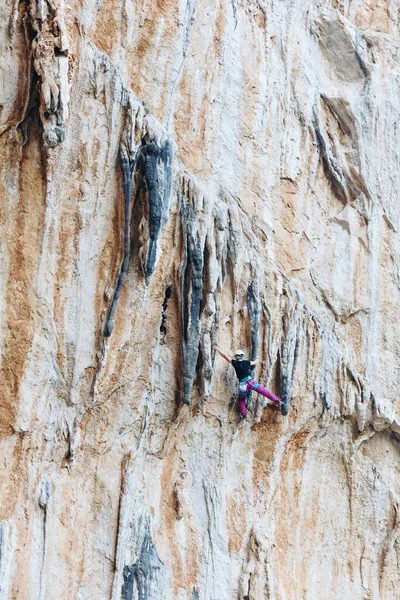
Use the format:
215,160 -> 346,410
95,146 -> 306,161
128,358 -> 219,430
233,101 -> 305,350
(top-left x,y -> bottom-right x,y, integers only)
0,1 -> 399,598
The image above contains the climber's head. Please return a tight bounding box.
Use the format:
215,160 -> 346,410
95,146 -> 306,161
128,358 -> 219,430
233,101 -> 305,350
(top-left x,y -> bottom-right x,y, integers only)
234,349 -> 244,360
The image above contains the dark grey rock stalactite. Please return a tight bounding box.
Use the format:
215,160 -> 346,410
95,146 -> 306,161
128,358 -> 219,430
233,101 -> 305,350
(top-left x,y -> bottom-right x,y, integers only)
180,197 -> 203,405
194,207 -> 228,401
247,280 -> 260,362
105,136 -> 172,336
121,565 -> 135,600
137,139 -> 173,279
122,528 -> 165,600
246,280 -> 261,408
105,148 -> 135,337
196,239 -> 218,400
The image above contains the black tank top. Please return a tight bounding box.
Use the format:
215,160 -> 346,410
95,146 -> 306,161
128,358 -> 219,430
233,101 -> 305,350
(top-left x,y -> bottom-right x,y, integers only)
231,360 -> 252,381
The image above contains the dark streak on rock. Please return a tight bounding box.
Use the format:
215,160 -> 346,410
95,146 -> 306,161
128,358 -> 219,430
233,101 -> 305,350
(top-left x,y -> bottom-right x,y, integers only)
105,136 -> 172,337
391,431 -> 400,443
160,285 -> 172,343
122,529 -> 164,600
137,139 -> 173,279
354,31 -> 370,78
247,281 -> 260,362
230,0 -> 238,29
105,149 -> 135,337
181,197 -> 203,405
320,391 -> 329,417
246,280 -> 260,407
312,110 -> 347,203
17,67 -> 40,146
38,476 -> 51,600
313,98 -> 370,204
280,369 -> 291,416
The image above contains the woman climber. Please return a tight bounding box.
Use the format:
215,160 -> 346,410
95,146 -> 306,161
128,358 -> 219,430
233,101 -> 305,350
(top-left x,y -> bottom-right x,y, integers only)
213,346 -> 282,418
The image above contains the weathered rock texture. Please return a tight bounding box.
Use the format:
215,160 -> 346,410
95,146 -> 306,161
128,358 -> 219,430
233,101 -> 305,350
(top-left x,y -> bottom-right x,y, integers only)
0,1 -> 400,598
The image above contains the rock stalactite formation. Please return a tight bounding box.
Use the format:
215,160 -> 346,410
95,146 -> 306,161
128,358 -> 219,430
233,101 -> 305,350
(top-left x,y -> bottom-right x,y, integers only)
136,138 -> 173,280
0,1 -> 400,599
180,179 -> 205,405
121,526 -> 166,600
247,280 -> 260,364
104,143 -> 135,338
279,290 -> 302,417
26,0 -> 70,147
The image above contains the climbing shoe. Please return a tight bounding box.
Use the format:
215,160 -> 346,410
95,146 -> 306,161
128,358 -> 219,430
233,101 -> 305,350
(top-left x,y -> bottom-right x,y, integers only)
240,413 -> 247,420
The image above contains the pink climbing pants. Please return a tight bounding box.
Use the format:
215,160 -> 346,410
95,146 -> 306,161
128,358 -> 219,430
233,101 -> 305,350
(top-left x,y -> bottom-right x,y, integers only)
238,379 -> 281,417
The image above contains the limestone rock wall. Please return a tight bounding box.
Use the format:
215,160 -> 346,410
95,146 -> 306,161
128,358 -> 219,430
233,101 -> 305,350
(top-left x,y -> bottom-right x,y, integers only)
0,1 -> 400,599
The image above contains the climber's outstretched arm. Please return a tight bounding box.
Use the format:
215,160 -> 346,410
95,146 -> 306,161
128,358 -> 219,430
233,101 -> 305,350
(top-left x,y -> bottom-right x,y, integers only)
250,359 -> 258,367
213,346 -> 232,364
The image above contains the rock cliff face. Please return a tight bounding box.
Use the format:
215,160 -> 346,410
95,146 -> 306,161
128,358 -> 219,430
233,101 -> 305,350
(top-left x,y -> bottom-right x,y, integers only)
1,1 -> 400,598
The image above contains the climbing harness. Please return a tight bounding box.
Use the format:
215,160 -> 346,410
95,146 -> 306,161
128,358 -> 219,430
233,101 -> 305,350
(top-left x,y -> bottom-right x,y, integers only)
238,376 -> 251,394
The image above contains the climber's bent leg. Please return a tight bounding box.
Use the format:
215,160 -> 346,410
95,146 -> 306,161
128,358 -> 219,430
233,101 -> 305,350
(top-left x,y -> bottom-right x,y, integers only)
237,394 -> 248,417
247,379 -> 281,405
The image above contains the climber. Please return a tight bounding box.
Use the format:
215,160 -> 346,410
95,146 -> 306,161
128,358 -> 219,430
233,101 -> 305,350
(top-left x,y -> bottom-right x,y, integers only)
213,346 -> 282,418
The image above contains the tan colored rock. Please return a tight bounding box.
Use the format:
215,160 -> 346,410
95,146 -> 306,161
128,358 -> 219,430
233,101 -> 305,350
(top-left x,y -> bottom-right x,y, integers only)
0,1 -> 399,599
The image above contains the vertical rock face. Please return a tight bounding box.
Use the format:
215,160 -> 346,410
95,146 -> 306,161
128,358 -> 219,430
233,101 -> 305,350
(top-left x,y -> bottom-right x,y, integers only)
0,520 -> 16,600
0,1 -> 400,599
